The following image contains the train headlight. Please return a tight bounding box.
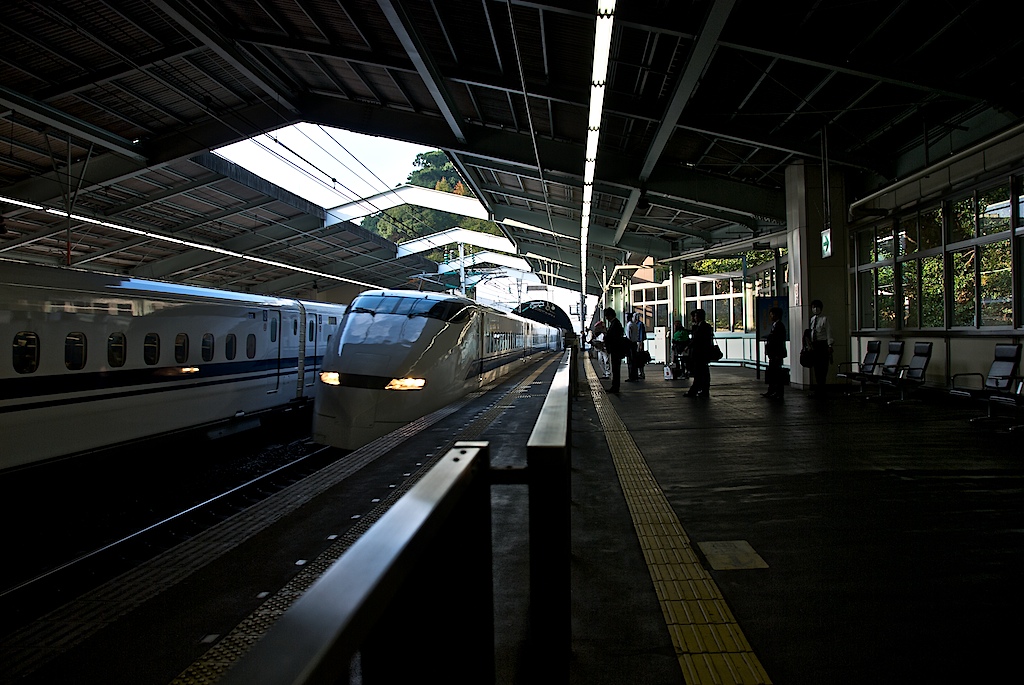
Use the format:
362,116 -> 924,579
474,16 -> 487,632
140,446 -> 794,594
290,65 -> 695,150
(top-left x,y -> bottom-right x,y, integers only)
385,377 -> 426,391
320,371 -> 341,386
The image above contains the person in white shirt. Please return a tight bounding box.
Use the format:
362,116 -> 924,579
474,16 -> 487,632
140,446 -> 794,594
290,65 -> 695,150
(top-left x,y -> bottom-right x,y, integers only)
590,320 -> 610,378
807,299 -> 834,392
625,313 -> 640,381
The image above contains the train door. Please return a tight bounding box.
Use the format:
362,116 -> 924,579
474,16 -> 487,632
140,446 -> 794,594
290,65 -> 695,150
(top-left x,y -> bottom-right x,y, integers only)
294,303 -> 307,398
268,309 -> 282,394
306,313 -> 319,389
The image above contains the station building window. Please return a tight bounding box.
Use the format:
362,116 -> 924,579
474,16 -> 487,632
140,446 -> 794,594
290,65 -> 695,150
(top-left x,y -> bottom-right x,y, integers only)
630,284 -> 669,333
107,332 -> 127,368
12,331 -> 39,374
854,178 -> 1018,332
681,276 -> 748,332
65,332 -> 87,370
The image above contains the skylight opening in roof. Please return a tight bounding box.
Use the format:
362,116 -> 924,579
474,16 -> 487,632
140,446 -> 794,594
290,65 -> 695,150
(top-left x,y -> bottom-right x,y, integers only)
213,124 -> 435,209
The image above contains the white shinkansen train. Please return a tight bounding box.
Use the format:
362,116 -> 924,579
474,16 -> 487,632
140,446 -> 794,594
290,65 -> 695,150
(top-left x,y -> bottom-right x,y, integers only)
312,289 -> 562,450
0,260 -> 348,472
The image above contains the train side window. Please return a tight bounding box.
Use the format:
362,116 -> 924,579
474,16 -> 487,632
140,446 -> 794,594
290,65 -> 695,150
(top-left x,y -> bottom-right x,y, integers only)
246,333 -> 256,359
107,332 -> 127,368
225,334 -> 237,360
201,333 -> 215,362
270,318 -> 278,343
174,333 -> 189,363
308,320 -> 314,341
293,319 -> 298,336
12,331 -> 40,374
144,333 -> 160,365
65,332 -> 87,370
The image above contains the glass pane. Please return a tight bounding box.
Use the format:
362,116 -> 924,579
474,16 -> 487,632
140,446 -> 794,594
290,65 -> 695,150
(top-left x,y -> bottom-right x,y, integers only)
859,271 -> 875,328
951,249 -> 976,327
12,331 -> 40,374
898,215 -> 918,255
714,299 -> 729,331
715,279 -> 729,295
700,281 -> 714,296
919,207 -> 942,250
858,229 -> 875,264
685,283 -> 697,297
980,239 -> 1012,326
107,332 -> 127,368
174,333 -> 189,364
876,229 -> 894,261
656,303 -> 667,328
270,318 -> 278,343
732,296 -> 743,331
225,334 -> 237,361
202,333 -> 215,362
656,287 -> 667,300
949,197 -> 975,243
979,185 -> 1010,236
1017,176 -> 1024,229
877,265 -> 896,328
921,255 -> 944,327
902,260 -> 920,329
65,332 -> 87,370
246,333 -> 257,359
144,333 -> 160,365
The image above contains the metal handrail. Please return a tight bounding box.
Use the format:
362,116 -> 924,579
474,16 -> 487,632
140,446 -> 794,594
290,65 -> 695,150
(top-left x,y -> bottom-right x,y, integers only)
526,346 -> 573,678
220,442 -> 492,685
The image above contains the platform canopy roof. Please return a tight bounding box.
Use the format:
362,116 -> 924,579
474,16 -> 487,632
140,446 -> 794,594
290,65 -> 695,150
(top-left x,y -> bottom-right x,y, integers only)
2,0 -> 1022,297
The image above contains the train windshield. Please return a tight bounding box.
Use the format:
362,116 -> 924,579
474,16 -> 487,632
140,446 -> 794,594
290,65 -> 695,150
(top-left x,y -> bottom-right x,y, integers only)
346,294 -> 471,322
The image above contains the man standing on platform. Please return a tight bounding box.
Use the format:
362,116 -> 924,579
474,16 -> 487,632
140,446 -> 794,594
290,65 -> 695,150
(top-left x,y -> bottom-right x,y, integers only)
807,299 -> 834,393
604,308 -> 625,394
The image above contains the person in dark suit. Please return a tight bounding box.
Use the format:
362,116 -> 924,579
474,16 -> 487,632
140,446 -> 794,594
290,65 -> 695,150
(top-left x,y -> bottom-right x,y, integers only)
685,308 -> 714,398
762,306 -> 787,401
807,299 -> 834,393
603,307 -> 625,394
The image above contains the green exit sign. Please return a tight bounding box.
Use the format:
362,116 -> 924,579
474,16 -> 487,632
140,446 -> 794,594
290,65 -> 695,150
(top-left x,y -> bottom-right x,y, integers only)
821,229 -> 832,258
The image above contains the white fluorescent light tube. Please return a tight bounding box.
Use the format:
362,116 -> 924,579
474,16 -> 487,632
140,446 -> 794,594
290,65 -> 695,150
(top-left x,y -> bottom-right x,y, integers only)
583,184 -> 594,207
584,159 -> 597,181
588,86 -> 605,129
0,195 -> 44,210
598,0 -> 616,14
46,209 -> 378,289
585,128 -> 600,160
592,19 -> 613,82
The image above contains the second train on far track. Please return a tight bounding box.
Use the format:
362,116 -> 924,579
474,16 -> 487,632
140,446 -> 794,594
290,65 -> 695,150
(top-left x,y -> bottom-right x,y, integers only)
312,289 -> 562,450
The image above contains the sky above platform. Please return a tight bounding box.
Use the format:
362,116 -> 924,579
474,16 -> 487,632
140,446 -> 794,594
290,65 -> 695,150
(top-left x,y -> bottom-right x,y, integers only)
214,123 -> 435,210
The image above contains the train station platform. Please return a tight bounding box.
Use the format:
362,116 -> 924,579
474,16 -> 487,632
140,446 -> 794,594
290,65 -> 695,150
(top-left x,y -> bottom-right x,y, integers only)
2,353 -> 1021,684
571,355 -> 1021,684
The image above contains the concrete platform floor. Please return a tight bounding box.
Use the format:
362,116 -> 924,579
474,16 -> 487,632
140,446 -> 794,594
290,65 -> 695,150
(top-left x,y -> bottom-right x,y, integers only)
569,357 -> 1022,684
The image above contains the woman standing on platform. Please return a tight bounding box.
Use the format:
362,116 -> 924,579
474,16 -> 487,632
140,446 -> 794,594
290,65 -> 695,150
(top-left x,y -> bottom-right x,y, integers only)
685,308 -> 713,398
807,299 -> 834,393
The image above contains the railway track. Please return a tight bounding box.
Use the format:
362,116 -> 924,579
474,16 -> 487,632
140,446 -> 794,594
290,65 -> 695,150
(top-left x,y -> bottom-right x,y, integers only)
0,412 -> 337,633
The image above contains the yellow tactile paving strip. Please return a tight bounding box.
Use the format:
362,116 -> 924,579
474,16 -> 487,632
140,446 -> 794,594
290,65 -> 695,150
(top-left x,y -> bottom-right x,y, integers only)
585,358 -> 772,685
